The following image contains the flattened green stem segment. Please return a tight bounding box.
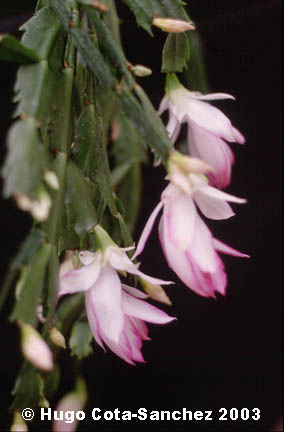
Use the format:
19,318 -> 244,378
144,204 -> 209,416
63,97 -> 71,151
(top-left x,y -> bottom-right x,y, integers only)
43,153 -> 67,244
0,34 -> 41,64
43,245 -> 60,332
2,118 -> 44,200
20,7 -> 61,60
10,243 -> 52,326
118,90 -> 172,166
83,5 -> 134,86
66,161 -> 98,237
51,0 -> 117,88
162,32 -> 190,73
52,67 -> 74,153
183,31 -> 209,93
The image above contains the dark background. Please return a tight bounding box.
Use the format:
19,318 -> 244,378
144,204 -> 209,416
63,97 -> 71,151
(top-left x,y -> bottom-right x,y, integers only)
0,0 -> 282,431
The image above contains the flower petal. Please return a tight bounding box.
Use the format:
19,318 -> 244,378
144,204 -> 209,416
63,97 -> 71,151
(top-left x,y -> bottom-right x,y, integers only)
186,99 -> 237,142
79,250 -> 97,265
131,266 -> 174,286
213,238 -> 250,258
186,215 -> 218,273
90,264 -> 124,344
109,247 -> 172,285
85,288 -> 105,350
159,215 -> 210,297
165,192 -> 197,250
187,121 -> 234,189
133,201 -> 163,259
59,251 -> 74,278
197,184 -> 247,204
193,189 -> 235,220
103,331 -> 135,365
189,253 -> 227,297
190,92 -> 235,101
232,126 -> 246,144
166,110 -> 181,143
122,291 -> 175,324
130,317 -> 151,341
122,284 -> 149,299
59,256 -> 101,297
124,318 -> 145,363
158,95 -> 169,115
169,88 -> 237,141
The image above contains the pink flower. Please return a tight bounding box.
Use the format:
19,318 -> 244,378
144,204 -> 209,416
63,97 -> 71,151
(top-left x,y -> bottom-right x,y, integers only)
159,74 -> 245,188
59,226 -> 175,365
134,159 -> 249,297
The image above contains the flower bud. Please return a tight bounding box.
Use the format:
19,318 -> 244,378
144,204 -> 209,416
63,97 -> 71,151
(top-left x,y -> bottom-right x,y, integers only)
15,189 -> 52,222
153,17 -> 195,33
30,190 -> 52,221
130,64 -> 152,77
10,411 -> 28,432
19,322 -> 53,372
53,378 -> 87,432
140,279 -> 172,306
91,1 -> 109,12
14,194 -> 32,212
44,170 -> 60,190
49,327 -> 66,349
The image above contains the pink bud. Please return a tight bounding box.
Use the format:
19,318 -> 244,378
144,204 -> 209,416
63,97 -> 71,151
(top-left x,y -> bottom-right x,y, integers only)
153,17 -> 195,33
19,322 -> 53,372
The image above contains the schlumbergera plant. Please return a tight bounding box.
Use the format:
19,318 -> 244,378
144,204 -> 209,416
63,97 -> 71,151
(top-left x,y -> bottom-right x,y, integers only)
0,0 -> 249,428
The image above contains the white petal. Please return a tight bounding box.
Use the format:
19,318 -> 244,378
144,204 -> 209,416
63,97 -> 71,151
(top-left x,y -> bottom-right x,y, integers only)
188,253 -> 226,297
103,330 -> 135,365
166,110 -> 181,143
168,168 -> 192,194
108,248 -> 139,272
159,215 -> 209,297
187,121 -> 234,189
85,288 -> 105,350
122,284 -> 148,299
213,238 -> 250,258
167,96 -> 187,123
165,193 -> 196,250
187,215 -> 218,273
193,189 -> 235,220
190,92 -> 236,101
132,264 -> 173,286
130,317 -> 150,340
79,250 -> 97,265
198,185 -> 247,204
90,264 -> 124,344
185,98 -> 237,142
59,257 -> 101,297
124,318 -> 145,363
133,201 -> 163,259
232,126 -> 246,144
59,252 -> 74,278
158,95 -> 169,115
122,291 -> 175,324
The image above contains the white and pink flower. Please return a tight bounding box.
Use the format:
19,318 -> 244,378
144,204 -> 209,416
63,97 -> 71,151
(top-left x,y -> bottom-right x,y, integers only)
59,226 -> 175,365
159,74 -> 245,188
134,153 -> 249,297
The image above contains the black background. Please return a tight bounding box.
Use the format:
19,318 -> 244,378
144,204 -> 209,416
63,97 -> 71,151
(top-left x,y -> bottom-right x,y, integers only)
0,1 -> 282,431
